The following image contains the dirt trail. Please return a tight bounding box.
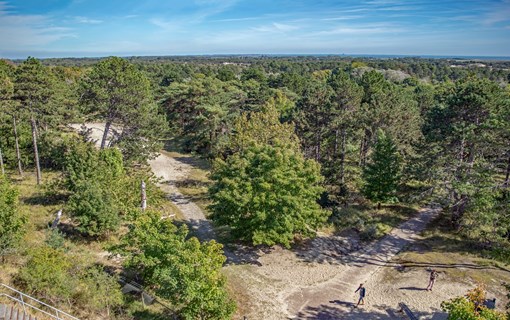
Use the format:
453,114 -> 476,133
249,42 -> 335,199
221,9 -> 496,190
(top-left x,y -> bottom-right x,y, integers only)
286,206 -> 442,319
149,153 -> 216,241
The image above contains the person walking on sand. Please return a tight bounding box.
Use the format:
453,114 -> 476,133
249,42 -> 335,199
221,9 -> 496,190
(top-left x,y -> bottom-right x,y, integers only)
354,283 -> 366,307
426,269 -> 438,291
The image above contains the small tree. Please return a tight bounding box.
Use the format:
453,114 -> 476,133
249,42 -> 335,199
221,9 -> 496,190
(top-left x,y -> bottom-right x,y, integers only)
62,141 -> 124,237
362,130 -> 401,209
119,211 -> 236,320
0,176 -> 25,261
66,179 -> 120,237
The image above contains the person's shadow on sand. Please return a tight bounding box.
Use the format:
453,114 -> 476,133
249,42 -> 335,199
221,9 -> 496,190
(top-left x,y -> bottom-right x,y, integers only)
329,300 -> 355,307
399,286 -> 428,291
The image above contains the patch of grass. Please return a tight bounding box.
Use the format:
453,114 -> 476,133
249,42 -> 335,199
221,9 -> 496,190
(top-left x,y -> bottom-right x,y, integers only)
160,149 -> 213,214
223,265 -> 260,318
331,204 -> 420,241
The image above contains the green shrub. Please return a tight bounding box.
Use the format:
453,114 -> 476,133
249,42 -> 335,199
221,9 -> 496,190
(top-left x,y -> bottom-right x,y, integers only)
17,246 -> 76,304
119,210 -> 236,320
441,284 -> 506,320
67,179 -> 120,237
75,266 -> 123,316
0,176 -> 25,260
45,228 -> 66,250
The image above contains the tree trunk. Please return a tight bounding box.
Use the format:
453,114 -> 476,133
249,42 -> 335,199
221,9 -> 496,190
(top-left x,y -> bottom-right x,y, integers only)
30,116 -> 42,185
504,153 -> 510,187
0,147 -> 4,175
12,116 -> 23,176
339,128 -> 347,186
101,121 -> 112,150
359,136 -> 365,167
451,192 -> 467,229
141,180 -> 147,211
334,129 -> 339,156
359,130 -> 370,167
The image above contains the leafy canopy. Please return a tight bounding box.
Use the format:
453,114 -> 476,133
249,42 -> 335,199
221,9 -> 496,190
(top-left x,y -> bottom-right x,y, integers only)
119,210 -> 236,320
209,103 -> 327,247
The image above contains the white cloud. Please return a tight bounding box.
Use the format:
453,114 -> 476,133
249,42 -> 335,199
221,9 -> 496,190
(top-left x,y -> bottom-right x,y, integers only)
253,22 -> 299,33
314,24 -> 403,36
75,16 -> 103,24
0,2 -> 74,50
321,16 -> 363,21
150,18 -> 175,30
481,1 -> 510,25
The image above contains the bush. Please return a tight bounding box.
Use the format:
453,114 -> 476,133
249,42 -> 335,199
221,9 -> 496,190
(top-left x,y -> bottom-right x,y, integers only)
0,176 -> 25,260
45,228 -> 66,250
441,284 -> 506,320
17,246 -> 76,304
119,210 -> 236,320
74,266 -> 123,316
61,140 -> 163,236
17,246 -> 123,316
67,179 -> 120,237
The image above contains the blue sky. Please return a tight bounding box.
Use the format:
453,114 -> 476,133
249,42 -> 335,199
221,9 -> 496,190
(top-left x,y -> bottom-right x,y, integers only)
0,0 -> 509,58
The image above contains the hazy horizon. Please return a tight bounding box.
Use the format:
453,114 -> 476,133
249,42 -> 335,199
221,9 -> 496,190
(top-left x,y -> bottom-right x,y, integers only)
1,0 -> 509,59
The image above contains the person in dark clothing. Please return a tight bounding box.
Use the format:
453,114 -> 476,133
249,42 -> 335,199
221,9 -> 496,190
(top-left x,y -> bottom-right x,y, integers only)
426,269 -> 438,291
355,283 -> 366,307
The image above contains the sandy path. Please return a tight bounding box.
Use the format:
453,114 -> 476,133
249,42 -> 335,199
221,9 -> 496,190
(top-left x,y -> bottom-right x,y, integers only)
286,206 -> 442,319
149,153 -> 216,241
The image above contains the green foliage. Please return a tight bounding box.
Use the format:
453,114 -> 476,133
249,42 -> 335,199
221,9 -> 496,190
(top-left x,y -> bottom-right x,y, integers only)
13,57 -> 57,121
45,228 -> 66,250
362,130 -> 401,206
80,56 -> 165,162
75,266 -> 124,316
17,246 -> 76,303
441,284 -> 506,320
210,104 -> 327,247
17,246 -> 123,315
0,176 -> 25,259
67,179 -> 120,237
62,141 -> 125,236
119,211 -> 236,320
161,76 -> 245,155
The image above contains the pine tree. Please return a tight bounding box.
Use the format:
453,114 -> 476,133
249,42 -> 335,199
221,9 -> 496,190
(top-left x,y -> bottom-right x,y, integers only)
80,57 -> 165,162
13,57 -> 56,184
362,130 -> 401,209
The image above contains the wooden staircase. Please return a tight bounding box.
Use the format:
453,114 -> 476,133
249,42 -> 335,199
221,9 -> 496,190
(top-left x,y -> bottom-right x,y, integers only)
0,304 -> 37,320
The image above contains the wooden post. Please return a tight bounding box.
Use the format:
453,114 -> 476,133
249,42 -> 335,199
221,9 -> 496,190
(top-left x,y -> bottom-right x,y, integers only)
141,180 -> 147,211
30,116 -> 42,185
